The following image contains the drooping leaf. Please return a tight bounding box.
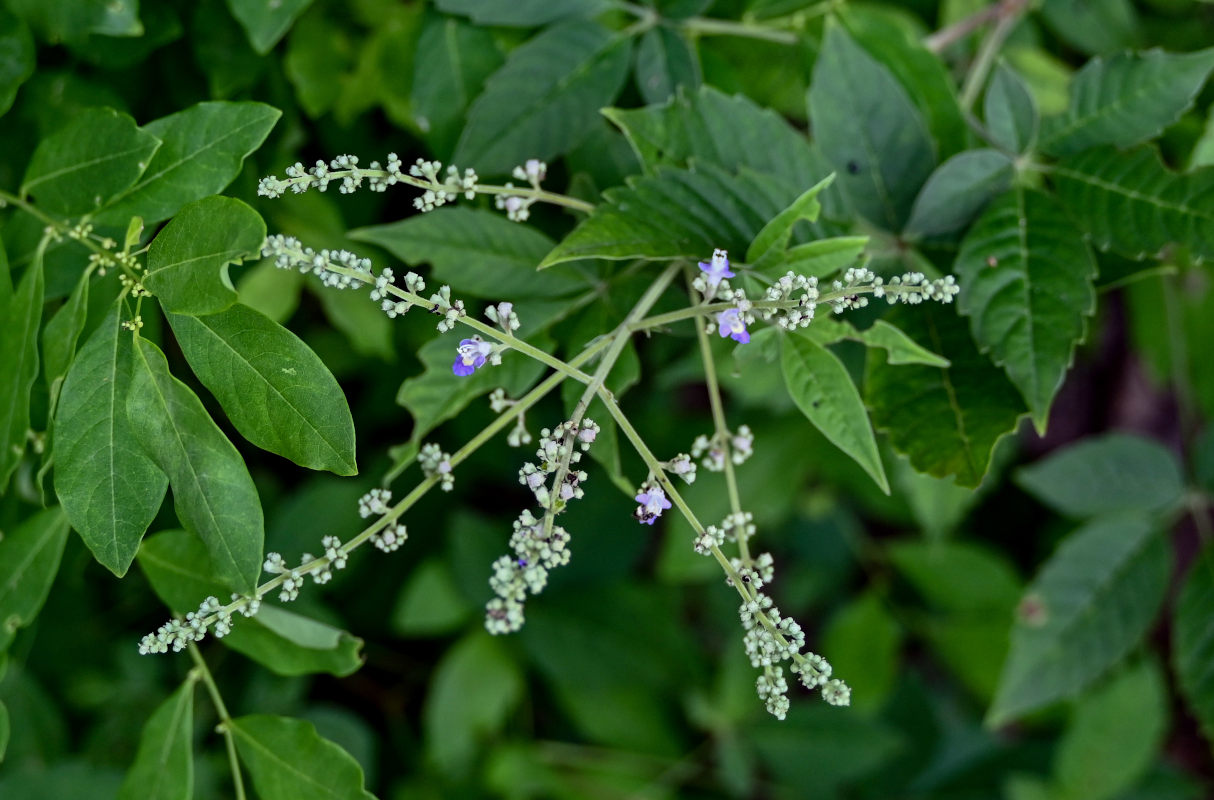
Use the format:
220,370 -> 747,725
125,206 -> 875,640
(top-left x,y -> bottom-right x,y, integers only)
0,507 -> 69,653
1174,544 -> 1214,746
955,187 -> 1096,431
1039,0 -> 1140,57
0,248 -> 42,487
1039,48 -> 1214,156
984,60 -> 1039,153
452,21 -> 632,175
435,0 -> 607,26
41,267 -> 90,419
1015,433 -> 1184,518
634,25 -> 701,105
230,715 -> 376,800
127,338 -> 264,593
988,515 -> 1170,726
904,149 -> 1014,239
391,559 -> 472,637
807,21 -> 936,230
0,8 -> 34,116
782,330 -> 889,494
1052,145 -> 1214,262
145,195 -> 265,315
54,305 -> 167,576
21,108 -> 160,217
225,0 -> 313,54
168,303 -> 357,476
805,316 -> 950,367
138,530 -> 364,676
94,101 -> 281,226
116,681 -> 194,800
865,304 -> 1026,487
350,206 -> 590,298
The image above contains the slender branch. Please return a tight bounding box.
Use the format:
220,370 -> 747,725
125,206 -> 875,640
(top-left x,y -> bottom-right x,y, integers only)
958,0 -> 1030,110
189,645 -> 247,800
925,0 -> 1010,53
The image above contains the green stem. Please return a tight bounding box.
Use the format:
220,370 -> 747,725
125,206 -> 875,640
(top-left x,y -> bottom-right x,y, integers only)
188,645 -> 247,800
958,0 -> 1028,110
678,15 -> 799,44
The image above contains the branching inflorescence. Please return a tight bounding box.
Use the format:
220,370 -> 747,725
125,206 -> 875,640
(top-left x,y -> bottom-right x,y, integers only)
141,153 -> 962,719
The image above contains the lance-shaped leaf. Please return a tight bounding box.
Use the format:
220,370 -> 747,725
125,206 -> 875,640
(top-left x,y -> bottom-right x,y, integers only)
746,175 -> 834,267
634,26 -> 700,105
0,248 -> 42,487
116,681 -> 194,800
0,507 -> 69,653
955,187 -> 1096,432
782,330 -> 888,494
127,338 -> 264,593
410,13 -> 503,158
226,0 -> 314,54
168,304 -> 356,476
988,514 -> 1169,726
984,61 -> 1039,154
145,195 -> 265,316
865,304 -> 1025,487
453,21 -> 631,175
1040,47 -> 1214,156
804,316 -> 950,367
1174,544 -> 1214,746
54,305 -> 168,576
94,101 -> 281,226
1052,145 -> 1214,262
230,715 -> 377,800
21,107 -> 160,217
904,149 -> 1014,239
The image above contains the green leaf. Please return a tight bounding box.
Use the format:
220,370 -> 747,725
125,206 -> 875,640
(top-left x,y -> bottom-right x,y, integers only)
116,681 -> 194,800
54,305 -> 167,576
904,149 -> 1014,239
804,316 -> 949,367
282,9 -> 355,119
745,175 -> 834,266
770,236 -> 868,280
0,249 -> 43,488
865,304 -> 1026,488
1053,659 -> 1167,800
889,540 -> 1022,613
782,330 -> 889,494
0,699 -> 7,762
434,0 -> 607,27
634,26 -> 700,105
1052,145 -> 1214,262
453,21 -> 631,175
230,715 -> 376,800
0,507 -> 69,653
21,108 -> 160,217
5,0 -> 140,43
390,559 -> 472,637
988,514 -> 1170,726
94,101 -> 281,226
984,61 -> 1039,153
41,267 -> 90,419
1040,48 -> 1214,157
350,207 -> 590,298
955,187 -> 1096,431
127,338 -> 264,593
311,283 -> 394,361
1174,544 -> 1214,746
425,631 -> 524,774
1015,433 -> 1184,518
1039,0 -> 1140,57
821,590 -> 902,713
138,530 -> 364,676
226,0 -> 313,54
146,195 -> 265,315
539,164 -> 786,267
807,21 -> 936,230
0,8 -> 35,117
168,303 -> 357,476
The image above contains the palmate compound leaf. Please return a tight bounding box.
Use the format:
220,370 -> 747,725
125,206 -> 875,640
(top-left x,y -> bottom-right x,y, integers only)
116,681 -> 193,800
1039,47 -> 1214,157
452,20 -> 632,176
865,304 -> 1026,488
0,243 -> 42,488
54,304 -> 168,577
955,187 -> 1096,433
987,514 -> 1170,726
1051,145 -> 1214,262
0,507 -> 69,653
167,303 -> 357,476
127,338 -> 263,594
230,715 -> 377,800
1174,544 -> 1214,746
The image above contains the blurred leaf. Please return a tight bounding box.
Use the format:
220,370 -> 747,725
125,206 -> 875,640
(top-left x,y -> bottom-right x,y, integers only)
116,681 -> 194,800
283,8 -> 355,118
904,149 -> 1014,239
41,267 -> 90,423
238,259 -> 302,323
0,698 -> 7,762
1052,145 -> 1214,262
1039,0 -> 1140,56
128,338 -> 264,593
1173,544 -> 1214,746
634,25 -> 700,105
55,304 -> 167,576
988,515 -> 1170,726
984,60 -> 1039,154
0,246 -> 42,488
94,101 -> 280,226
1015,433 -> 1184,518
0,507 -> 69,653
226,0 -> 313,54
955,187 -> 1096,431
1191,106 -> 1214,170
391,559 -> 472,636
808,21 -> 935,230
892,454 -> 980,540
1006,45 -> 1073,117
434,0 -> 608,26
168,303 -> 357,475
822,590 -> 902,712
312,278 -> 394,361
1053,659 -> 1167,800
145,195 -> 263,315
0,8 -> 34,116
5,0 -> 140,43
139,530 -> 364,676
782,330 -> 889,493
1040,48 -> 1214,156
453,21 -> 632,175
231,715 -> 376,800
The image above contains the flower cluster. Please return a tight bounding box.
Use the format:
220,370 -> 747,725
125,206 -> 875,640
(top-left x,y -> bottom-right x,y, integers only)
760,271 -> 821,330
692,426 -> 754,472
489,388 -> 532,446
495,159 -> 547,222
409,158 -> 479,212
663,453 -> 697,484
428,284 -> 467,333
370,266 -> 426,318
357,488 -> 408,553
261,233 -> 370,290
419,443 -> 455,492
137,596 -> 235,655
258,153 -> 406,198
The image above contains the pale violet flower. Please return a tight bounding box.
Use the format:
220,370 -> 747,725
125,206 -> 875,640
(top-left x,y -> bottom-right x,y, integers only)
453,336 -> 494,376
717,308 -> 750,344
634,484 -> 672,525
698,248 -> 735,287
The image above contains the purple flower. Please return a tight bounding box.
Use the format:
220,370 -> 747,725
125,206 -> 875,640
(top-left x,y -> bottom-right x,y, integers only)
717,308 -> 750,344
453,336 -> 494,376
634,485 -> 672,526
698,248 -> 735,287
